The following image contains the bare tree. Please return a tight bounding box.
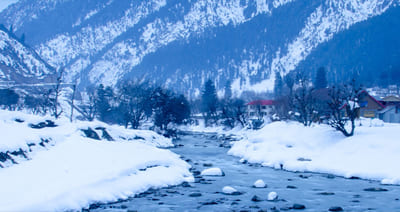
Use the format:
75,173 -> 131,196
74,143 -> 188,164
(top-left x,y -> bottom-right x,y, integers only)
118,81 -> 151,129
220,99 -> 248,128
327,79 -> 361,137
50,68 -> 64,119
78,87 -> 97,121
293,73 -> 316,126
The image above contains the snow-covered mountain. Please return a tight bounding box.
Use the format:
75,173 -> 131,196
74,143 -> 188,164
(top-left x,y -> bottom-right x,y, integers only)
0,0 -> 399,97
0,25 -> 55,85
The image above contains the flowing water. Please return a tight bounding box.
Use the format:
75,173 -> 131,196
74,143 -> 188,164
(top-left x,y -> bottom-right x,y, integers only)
90,133 -> 400,212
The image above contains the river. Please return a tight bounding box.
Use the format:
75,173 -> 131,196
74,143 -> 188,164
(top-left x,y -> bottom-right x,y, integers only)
90,133 -> 400,211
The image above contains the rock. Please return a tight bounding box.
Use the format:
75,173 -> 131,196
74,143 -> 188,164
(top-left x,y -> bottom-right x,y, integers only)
192,170 -> 201,176
203,163 -> 213,167
363,187 -> 388,192
195,178 -> 205,183
267,192 -> 278,201
286,185 -> 297,189
181,182 -> 192,187
222,186 -> 237,194
14,118 -> 24,123
251,195 -> 262,202
189,193 -> 202,197
29,120 -> 57,129
222,186 -> 242,195
95,127 -> 114,141
81,127 -> 100,140
297,157 -> 312,162
253,179 -> 267,188
133,135 -> 145,140
317,192 -> 335,196
329,206 -> 344,211
201,167 -> 225,176
324,174 -> 336,179
202,201 -> 218,205
292,204 -> 306,210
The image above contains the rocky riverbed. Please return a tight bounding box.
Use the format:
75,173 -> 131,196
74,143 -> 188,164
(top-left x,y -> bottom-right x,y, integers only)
89,133 -> 400,211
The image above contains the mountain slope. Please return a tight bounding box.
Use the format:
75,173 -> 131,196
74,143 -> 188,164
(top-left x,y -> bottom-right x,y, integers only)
0,0 -> 398,96
0,25 -> 55,84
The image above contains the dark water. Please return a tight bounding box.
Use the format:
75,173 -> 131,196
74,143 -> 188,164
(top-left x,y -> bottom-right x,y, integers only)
91,133 -> 400,212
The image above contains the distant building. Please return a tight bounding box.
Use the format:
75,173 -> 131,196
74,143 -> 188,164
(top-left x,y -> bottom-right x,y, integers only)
246,100 -> 276,119
358,90 -> 385,118
379,95 -> 400,123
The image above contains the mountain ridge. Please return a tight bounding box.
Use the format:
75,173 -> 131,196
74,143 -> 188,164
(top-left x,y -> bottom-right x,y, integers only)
0,0 -> 398,97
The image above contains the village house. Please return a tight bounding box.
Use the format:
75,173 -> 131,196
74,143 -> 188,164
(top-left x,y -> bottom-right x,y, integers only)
357,90 -> 386,119
378,95 -> 400,123
246,100 -> 276,119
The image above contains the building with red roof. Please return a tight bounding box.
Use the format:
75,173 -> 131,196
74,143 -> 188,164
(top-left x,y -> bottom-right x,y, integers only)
246,100 -> 276,119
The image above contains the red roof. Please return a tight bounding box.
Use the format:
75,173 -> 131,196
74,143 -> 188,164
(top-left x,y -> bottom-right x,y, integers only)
247,100 -> 275,106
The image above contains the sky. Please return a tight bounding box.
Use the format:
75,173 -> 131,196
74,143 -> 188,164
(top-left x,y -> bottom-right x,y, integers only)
0,0 -> 19,12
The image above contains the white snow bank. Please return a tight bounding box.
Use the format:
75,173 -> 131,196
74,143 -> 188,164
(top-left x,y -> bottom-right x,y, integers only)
201,167 -> 224,176
228,121 -> 400,185
0,110 -> 192,211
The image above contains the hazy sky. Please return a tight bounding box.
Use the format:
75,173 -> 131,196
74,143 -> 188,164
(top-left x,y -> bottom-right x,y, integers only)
0,0 -> 19,12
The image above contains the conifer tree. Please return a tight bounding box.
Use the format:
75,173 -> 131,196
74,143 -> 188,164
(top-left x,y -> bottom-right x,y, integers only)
315,67 -> 328,89
201,79 -> 218,126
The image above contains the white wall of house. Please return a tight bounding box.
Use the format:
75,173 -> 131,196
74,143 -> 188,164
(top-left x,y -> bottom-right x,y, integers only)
247,105 -> 274,119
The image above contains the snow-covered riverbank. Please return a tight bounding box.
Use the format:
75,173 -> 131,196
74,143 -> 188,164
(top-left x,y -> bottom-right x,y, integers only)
228,120 -> 400,185
0,110 -> 192,211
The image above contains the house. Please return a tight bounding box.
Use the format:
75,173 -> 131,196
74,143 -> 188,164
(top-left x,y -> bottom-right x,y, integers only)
381,95 -> 400,106
378,95 -> 400,123
246,100 -> 276,119
357,90 -> 385,118
378,105 -> 400,123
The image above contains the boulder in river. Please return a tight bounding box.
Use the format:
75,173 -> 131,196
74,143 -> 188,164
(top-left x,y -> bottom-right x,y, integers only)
292,204 -> 306,210
201,168 -> 225,176
222,186 -> 242,195
253,179 -> 267,188
251,195 -> 263,202
267,191 -> 278,201
364,187 -> 388,192
329,206 -> 344,211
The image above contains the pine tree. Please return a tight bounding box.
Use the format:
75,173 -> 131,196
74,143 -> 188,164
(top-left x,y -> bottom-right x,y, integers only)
315,67 -> 327,89
201,79 -> 218,126
224,80 -> 232,100
274,72 -> 284,98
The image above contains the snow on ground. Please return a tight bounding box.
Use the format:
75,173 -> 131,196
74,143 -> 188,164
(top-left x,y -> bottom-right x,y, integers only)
228,120 -> 400,185
0,110 -> 193,211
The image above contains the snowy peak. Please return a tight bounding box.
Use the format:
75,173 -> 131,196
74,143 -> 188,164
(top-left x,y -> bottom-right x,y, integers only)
0,26 -> 55,84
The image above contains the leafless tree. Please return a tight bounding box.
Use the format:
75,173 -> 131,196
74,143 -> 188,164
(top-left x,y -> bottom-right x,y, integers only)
327,80 -> 361,137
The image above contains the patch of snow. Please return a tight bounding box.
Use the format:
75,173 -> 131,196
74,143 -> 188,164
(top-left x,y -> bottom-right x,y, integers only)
0,110 -> 192,211
229,121 -> 400,185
